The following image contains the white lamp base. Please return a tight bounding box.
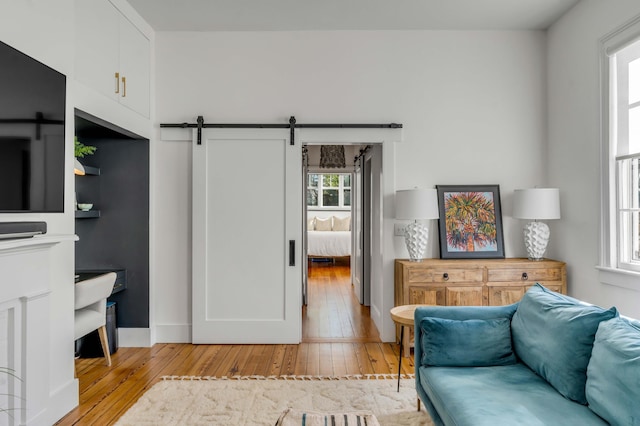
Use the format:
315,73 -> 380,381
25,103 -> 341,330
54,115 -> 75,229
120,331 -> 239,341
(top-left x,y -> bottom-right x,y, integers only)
404,221 -> 429,262
523,221 -> 550,261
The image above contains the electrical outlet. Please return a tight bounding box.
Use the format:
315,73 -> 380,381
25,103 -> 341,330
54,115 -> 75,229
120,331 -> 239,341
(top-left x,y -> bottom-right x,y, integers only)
394,223 -> 406,237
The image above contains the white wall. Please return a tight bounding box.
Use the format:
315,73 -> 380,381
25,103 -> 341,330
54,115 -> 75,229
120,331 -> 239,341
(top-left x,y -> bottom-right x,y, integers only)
547,0 -> 640,318
153,30 -> 548,341
0,0 -> 78,422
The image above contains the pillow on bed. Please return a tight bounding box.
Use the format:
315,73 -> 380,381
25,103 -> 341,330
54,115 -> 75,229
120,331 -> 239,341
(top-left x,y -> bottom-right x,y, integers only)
315,217 -> 332,231
307,217 -> 315,230
333,216 -> 350,231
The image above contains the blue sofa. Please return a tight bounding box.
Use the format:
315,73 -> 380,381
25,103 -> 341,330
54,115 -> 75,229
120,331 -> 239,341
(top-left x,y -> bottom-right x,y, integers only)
414,284 -> 640,426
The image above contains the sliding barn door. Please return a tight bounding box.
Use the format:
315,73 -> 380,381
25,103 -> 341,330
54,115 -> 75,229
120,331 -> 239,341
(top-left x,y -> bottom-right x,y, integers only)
192,128 -> 302,343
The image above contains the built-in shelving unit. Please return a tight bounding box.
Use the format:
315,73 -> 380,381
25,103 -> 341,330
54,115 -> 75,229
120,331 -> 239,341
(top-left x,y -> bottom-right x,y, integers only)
74,109 -> 150,330
75,164 -> 101,218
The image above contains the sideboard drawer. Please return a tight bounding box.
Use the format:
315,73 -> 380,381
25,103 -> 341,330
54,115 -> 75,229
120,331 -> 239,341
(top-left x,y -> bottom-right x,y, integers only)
487,267 -> 563,283
407,269 -> 433,283
431,268 -> 483,283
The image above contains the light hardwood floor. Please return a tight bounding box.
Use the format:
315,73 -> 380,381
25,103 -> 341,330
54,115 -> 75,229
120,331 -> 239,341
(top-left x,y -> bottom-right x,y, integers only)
57,260 -> 414,425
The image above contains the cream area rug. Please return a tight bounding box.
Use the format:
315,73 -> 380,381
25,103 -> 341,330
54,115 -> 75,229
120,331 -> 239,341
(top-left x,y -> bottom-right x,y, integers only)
115,375 -> 433,426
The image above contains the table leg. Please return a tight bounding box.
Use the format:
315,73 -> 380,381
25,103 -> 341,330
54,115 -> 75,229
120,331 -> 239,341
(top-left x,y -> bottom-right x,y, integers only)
397,325 -> 404,392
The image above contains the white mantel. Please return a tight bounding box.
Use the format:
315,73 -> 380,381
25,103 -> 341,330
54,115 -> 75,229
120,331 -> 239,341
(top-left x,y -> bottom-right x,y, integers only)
0,234 -> 76,426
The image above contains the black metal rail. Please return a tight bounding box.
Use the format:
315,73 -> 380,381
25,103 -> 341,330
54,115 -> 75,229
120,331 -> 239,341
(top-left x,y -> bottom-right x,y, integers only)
160,115 -> 402,145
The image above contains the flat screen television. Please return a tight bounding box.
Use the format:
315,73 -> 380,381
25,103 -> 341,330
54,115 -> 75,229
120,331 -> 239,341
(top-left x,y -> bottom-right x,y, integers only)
0,40 -> 66,213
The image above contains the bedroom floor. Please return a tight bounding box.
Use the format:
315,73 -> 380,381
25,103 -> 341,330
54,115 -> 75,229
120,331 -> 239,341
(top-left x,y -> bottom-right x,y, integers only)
302,258 -> 380,343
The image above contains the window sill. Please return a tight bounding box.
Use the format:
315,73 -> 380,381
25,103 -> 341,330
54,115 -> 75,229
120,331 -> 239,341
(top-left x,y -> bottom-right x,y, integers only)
596,266 -> 640,291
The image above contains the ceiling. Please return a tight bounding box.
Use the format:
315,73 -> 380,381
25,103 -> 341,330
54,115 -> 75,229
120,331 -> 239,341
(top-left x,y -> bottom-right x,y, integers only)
127,0 -> 581,32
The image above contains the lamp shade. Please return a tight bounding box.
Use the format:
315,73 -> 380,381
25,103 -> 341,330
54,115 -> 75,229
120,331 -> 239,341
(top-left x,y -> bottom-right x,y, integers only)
512,188 -> 561,220
395,189 -> 439,220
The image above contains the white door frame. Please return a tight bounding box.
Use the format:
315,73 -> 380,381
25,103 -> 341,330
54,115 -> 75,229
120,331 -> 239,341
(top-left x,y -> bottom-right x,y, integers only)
352,156 -> 363,305
297,128 -> 401,342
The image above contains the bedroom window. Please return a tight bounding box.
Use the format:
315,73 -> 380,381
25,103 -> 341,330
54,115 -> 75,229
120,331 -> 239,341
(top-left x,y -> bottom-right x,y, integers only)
307,173 -> 351,209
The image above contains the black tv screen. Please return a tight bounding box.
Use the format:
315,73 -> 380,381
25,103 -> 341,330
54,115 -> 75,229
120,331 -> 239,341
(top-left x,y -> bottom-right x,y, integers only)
0,40 -> 65,213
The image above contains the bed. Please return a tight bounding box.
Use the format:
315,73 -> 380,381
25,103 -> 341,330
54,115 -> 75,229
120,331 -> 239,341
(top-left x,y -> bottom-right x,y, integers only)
307,215 -> 352,258
307,230 -> 351,257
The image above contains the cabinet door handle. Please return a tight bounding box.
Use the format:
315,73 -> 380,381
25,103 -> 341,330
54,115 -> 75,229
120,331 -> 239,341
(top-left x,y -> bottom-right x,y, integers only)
115,72 -> 120,94
522,272 -> 528,281
443,273 -> 449,281
121,76 -> 126,97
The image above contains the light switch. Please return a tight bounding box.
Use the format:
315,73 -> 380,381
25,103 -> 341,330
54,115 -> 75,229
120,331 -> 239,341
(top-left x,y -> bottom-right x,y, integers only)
394,223 -> 407,237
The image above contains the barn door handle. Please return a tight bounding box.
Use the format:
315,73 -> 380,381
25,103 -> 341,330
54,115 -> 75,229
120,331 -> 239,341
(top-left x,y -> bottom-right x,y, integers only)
289,240 -> 295,266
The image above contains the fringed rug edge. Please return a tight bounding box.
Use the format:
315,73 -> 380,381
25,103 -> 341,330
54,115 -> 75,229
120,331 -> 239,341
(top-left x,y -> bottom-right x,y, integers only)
162,374 -> 415,381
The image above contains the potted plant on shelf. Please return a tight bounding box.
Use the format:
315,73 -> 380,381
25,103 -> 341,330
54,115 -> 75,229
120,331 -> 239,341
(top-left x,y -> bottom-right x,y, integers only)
74,137 -> 97,176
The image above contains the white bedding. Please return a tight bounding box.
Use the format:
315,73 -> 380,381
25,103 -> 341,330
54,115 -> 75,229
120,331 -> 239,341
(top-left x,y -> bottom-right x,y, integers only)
307,231 -> 351,257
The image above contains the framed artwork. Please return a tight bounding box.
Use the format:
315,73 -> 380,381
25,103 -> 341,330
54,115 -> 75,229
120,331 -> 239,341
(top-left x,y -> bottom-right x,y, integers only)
436,185 -> 505,259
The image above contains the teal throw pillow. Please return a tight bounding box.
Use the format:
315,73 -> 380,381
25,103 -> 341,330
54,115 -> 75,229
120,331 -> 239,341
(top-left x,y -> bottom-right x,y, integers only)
420,317 -> 517,367
511,284 -> 618,404
586,317 -> 640,425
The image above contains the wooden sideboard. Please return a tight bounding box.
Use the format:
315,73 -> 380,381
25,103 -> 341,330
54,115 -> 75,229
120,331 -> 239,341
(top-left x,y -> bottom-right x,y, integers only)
394,258 -> 566,351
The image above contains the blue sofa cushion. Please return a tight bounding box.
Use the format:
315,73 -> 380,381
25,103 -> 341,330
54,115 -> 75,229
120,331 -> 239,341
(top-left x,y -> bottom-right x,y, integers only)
511,284 -> 618,404
586,317 -> 640,425
419,317 -> 516,367
418,364 -> 608,426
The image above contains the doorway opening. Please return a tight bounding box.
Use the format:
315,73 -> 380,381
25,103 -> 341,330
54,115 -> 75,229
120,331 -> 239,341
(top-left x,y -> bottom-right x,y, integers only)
301,143 -> 381,343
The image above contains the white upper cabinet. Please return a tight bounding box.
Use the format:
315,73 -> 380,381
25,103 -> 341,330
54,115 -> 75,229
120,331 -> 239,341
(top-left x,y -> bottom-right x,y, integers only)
75,0 -> 150,118
118,16 -> 150,117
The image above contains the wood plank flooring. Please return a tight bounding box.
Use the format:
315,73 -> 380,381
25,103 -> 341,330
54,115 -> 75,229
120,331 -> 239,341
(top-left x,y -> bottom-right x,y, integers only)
303,258 -> 380,343
57,261 -> 413,425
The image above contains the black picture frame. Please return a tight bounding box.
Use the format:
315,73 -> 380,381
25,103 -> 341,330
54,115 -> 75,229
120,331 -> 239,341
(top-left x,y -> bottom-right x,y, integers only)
436,185 -> 505,259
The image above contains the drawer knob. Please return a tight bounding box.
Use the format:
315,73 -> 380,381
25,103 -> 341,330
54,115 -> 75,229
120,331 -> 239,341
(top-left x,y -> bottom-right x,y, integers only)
443,273 -> 449,281
522,272 -> 528,281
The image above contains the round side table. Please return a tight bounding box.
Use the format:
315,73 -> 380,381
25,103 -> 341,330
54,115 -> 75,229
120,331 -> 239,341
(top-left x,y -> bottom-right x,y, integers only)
390,304 -> 423,392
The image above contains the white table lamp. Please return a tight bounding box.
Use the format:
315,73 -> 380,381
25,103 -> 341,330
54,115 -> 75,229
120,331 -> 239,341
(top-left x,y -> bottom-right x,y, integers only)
513,188 -> 561,261
396,189 -> 439,262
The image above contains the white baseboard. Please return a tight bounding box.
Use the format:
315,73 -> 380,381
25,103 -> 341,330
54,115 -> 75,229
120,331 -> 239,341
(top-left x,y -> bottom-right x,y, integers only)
46,378 -> 79,425
155,324 -> 192,343
370,303 -> 394,343
117,327 -> 152,347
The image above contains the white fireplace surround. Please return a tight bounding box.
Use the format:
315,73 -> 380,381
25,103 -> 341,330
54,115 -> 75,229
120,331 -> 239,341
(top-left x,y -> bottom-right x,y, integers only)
0,234 -> 75,426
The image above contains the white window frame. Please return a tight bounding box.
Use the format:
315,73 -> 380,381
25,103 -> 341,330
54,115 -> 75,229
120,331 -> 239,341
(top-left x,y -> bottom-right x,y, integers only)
307,173 -> 352,210
598,16 -> 640,289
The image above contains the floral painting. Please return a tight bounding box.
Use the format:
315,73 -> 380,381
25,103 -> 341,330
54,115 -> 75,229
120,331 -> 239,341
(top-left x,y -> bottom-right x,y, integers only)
436,185 -> 505,259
